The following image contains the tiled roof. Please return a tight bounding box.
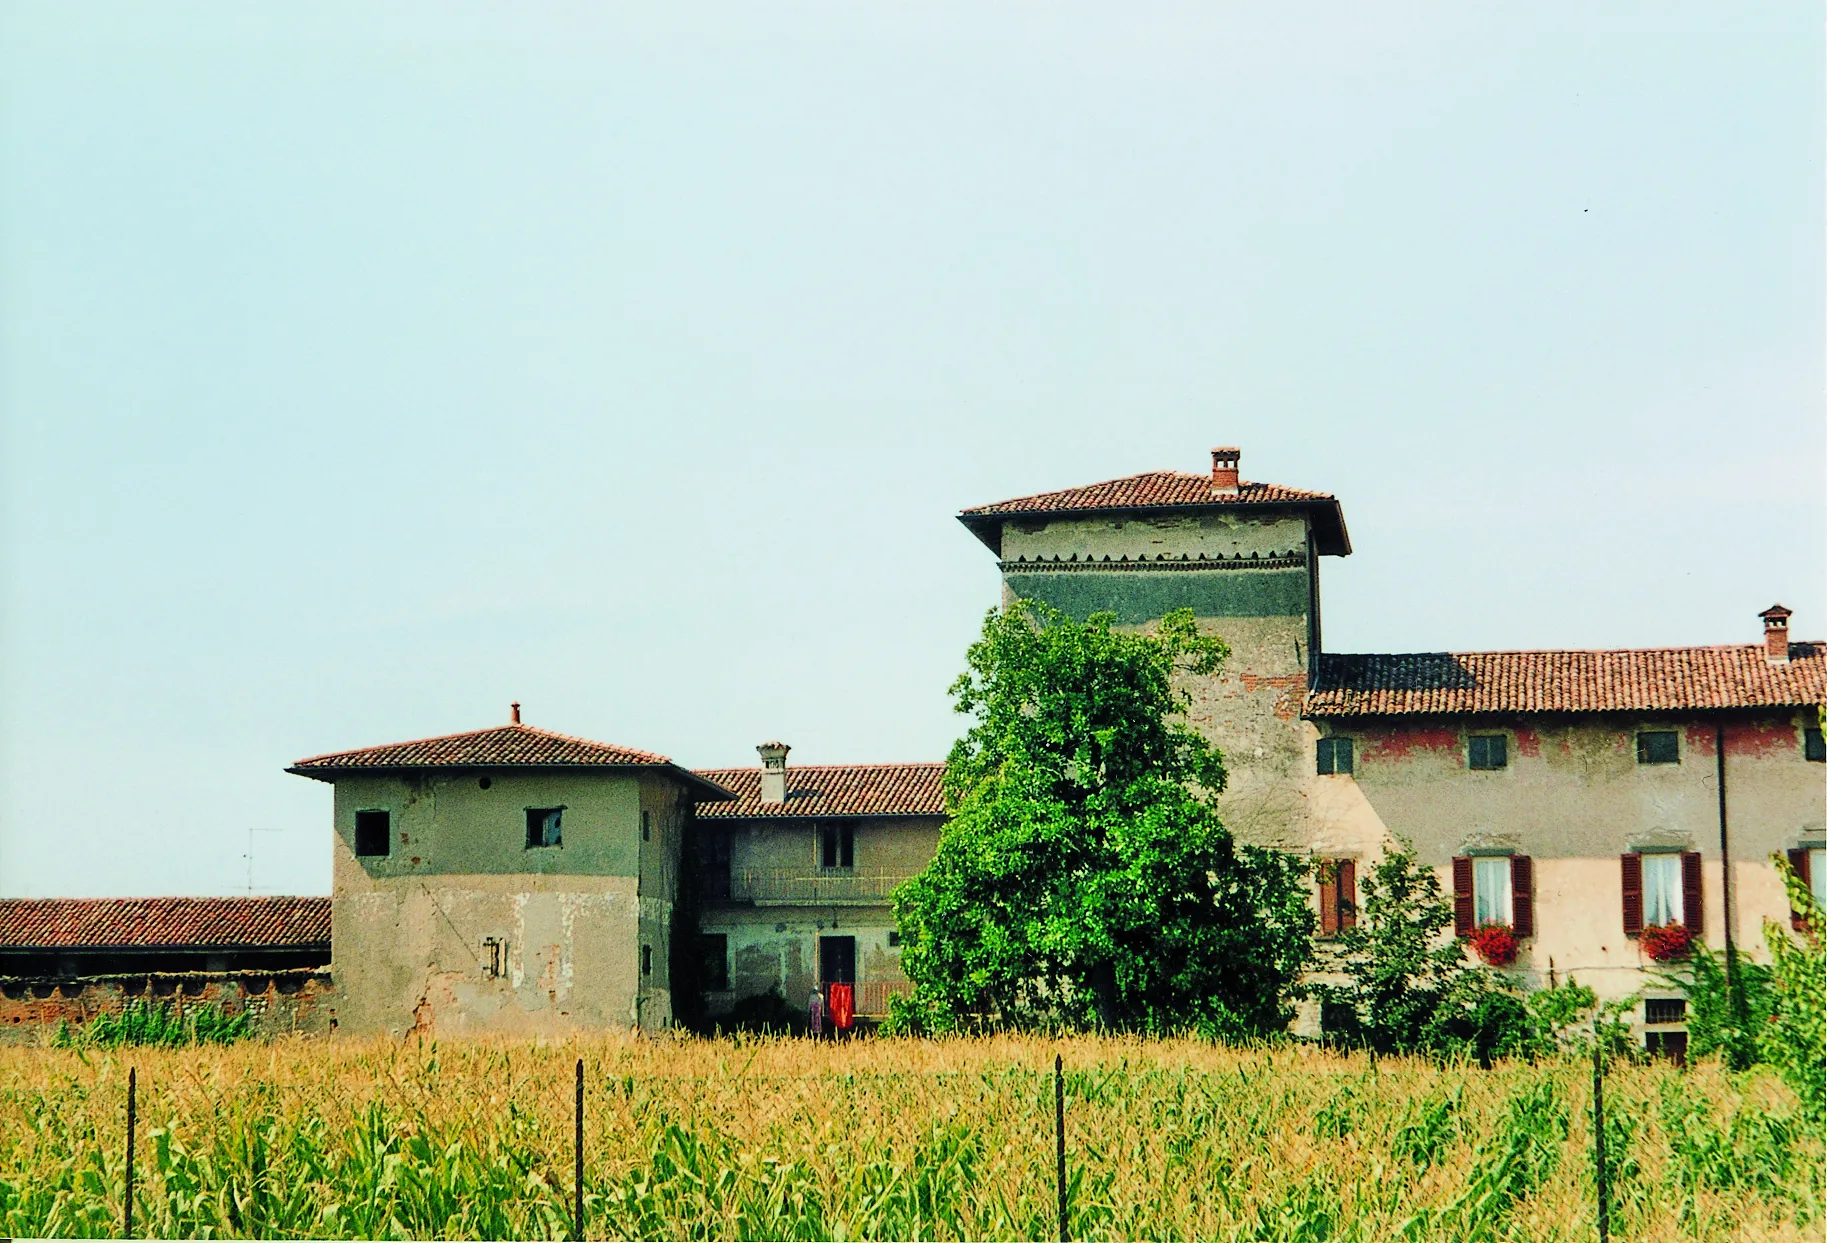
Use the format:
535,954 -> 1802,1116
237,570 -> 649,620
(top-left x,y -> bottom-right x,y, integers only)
959,470 -> 1350,556
289,724 -> 736,799
1306,644 -> 1827,717
692,763 -> 947,819
0,897 -> 331,951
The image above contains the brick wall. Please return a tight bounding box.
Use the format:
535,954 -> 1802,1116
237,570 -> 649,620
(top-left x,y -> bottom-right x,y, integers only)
0,970 -> 337,1045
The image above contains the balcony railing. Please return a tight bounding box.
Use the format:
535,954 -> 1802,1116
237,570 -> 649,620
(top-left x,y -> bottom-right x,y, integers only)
855,979 -> 914,1017
725,869 -> 913,905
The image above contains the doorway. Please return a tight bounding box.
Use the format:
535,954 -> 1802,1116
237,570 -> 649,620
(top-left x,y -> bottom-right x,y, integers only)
818,935 -> 856,985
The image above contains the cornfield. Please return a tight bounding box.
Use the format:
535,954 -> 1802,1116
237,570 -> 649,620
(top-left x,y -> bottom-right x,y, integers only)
0,1034 -> 1818,1241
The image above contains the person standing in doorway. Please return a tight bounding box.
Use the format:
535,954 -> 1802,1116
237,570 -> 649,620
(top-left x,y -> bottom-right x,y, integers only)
808,986 -> 824,1038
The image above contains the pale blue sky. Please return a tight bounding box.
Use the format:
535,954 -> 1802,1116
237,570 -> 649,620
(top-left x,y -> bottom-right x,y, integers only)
1,4 -> 1820,898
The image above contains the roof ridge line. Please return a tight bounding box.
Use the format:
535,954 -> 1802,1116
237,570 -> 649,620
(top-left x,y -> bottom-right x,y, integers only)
1321,642 -> 1811,659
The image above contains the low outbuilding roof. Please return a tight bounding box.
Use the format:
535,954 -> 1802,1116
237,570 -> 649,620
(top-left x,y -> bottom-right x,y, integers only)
693,762 -> 946,819
959,470 -> 1350,557
1306,643 -> 1827,718
0,896 -> 331,951
288,721 -> 735,800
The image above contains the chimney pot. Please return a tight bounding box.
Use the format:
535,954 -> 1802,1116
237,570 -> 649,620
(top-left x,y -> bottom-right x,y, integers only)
1760,604 -> 1792,664
1210,446 -> 1240,496
510,701 -> 522,724
757,741 -> 790,803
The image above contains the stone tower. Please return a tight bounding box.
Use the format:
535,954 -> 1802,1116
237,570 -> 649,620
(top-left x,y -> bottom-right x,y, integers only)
957,446 -> 1351,846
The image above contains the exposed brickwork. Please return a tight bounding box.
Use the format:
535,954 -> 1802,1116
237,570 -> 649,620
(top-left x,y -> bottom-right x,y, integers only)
694,763 -> 946,819
1307,644 -> 1826,717
0,971 -> 336,1045
0,896 -> 330,949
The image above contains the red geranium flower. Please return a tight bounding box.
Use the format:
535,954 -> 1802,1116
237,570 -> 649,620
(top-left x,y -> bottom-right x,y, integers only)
1468,922 -> 1519,966
1640,922 -> 1692,962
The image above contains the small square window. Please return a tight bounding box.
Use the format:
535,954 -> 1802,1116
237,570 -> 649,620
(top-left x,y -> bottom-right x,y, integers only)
887,930 -> 902,948
1317,737 -> 1354,776
354,810 -> 390,858
641,944 -> 654,977
526,807 -> 563,848
1637,731 -> 1679,765
1468,734 -> 1508,770
1645,997 -> 1686,1025
1805,728 -> 1825,763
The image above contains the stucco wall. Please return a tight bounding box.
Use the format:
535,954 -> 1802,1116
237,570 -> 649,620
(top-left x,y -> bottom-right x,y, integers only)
329,770 -> 683,1036
1309,711 -> 1826,1005
726,816 -> 941,878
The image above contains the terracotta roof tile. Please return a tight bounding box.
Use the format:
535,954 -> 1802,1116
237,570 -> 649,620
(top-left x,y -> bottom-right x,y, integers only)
0,897 -> 331,950
693,763 -> 946,819
1306,643 -> 1827,717
289,723 -> 671,773
959,470 -> 1351,556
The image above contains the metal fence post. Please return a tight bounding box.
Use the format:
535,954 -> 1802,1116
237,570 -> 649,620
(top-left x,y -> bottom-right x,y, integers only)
573,1058 -> 585,1242
1593,1036 -> 1609,1243
123,1067 -> 136,1239
1055,1053 -> 1068,1243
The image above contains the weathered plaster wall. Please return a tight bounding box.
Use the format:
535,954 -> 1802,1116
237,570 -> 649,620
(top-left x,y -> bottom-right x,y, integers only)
330,770 -> 679,1036
1317,711 -> 1826,1005
726,817 -> 941,878
1000,513 -> 1308,562
698,906 -> 903,1016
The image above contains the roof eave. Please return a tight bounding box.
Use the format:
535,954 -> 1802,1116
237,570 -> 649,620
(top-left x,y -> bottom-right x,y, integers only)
286,762 -> 738,801
958,498 -> 1352,557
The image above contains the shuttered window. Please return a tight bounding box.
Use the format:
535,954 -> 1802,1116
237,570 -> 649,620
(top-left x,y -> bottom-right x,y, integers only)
1622,851 -> 1702,934
1452,856 -> 1475,937
1317,737 -> 1354,776
1318,859 -> 1357,936
1790,848 -> 1827,927
1510,855 -> 1534,938
1467,734 -> 1508,770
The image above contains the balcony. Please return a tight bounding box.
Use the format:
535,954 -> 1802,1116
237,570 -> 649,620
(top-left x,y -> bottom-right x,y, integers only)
724,869 -> 913,906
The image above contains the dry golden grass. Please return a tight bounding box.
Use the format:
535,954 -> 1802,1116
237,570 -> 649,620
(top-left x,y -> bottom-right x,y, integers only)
0,1033 -> 1818,1240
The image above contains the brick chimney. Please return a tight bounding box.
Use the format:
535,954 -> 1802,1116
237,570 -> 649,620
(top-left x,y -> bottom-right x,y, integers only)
511,701 -> 522,724
1760,604 -> 1792,664
757,741 -> 790,803
1210,446 -> 1240,496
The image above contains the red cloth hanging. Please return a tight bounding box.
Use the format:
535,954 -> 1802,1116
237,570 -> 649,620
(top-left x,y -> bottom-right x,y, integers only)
829,982 -> 855,1030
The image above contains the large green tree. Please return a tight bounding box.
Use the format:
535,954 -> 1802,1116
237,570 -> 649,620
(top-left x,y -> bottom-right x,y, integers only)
892,602 -> 1313,1034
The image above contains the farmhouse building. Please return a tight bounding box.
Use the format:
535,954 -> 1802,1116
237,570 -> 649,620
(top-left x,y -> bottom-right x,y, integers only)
2,444 -> 1819,1053
691,748 -> 943,1025
959,448 -> 1827,1045
284,705 -> 733,1036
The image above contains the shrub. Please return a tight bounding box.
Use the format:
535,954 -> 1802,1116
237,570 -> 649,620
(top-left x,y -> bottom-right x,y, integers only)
724,988 -> 800,1035
52,999 -> 250,1048
1761,854 -> 1824,1127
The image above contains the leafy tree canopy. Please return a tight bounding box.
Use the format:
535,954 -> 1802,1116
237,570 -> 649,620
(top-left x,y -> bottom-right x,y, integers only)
893,602 -> 1313,1035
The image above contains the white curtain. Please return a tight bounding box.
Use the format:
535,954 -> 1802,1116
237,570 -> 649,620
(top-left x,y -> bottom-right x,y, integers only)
1642,853 -> 1682,927
1473,857 -> 1512,926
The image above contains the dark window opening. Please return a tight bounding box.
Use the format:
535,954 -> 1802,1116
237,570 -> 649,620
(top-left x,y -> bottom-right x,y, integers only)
354,810 -> 390,858
478,776 -> 492,790
642,810 -> 652,841
481,937 -> 506,980
1645,1030 -> 1688,1066
1805,728 -> 1825,763
1637,731 -> 1679,765
820,822 -> 855,870
1320,1002 -> 1358,1034
702,830 -> 733,903
641,944 -> 653,977
1468,734 -> 1508,770
1645,997 -> 1686,1025
818,935 -> 856,984
887,930 -> 902,948
526,807 -> 564,848
1317,737 -> 1354,776
699,934 -> 729,990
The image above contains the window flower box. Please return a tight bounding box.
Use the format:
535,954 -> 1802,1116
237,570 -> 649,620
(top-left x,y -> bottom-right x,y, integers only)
1468,922 -> 1519,967
1640,922 -> 1693,962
